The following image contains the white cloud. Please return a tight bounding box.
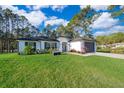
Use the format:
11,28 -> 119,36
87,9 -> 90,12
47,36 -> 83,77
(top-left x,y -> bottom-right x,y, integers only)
26,5 -> 49,10
94,25 -> 124,36
80,5 -> 108,11
120,5 -> 124,9
0,5 -> 68,27
1,5 -> 47,27
110,25 -> 124,31
91,12 -> 118,29
22,10 -> 47,27
44,16 -> 69,26
33,5 -> 49,10
50,5 -> 68,12
26,5 -> 67,12
26,5 -> 32,10
80,5 -> 86,9
91,5 -> 108,11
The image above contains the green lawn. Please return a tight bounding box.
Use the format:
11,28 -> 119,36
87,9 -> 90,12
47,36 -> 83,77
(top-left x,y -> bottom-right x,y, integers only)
0,53 -> 124,88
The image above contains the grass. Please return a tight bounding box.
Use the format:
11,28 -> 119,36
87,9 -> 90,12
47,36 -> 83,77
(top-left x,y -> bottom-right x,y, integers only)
0,53 -> 124,88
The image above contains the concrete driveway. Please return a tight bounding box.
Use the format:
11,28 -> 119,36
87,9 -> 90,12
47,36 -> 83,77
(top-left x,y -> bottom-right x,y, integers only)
94,52 -> 124,59
68,52 -> 124,59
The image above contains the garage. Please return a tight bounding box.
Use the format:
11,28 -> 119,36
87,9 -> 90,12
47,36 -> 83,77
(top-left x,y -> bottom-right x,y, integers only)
85,42 -> 95,53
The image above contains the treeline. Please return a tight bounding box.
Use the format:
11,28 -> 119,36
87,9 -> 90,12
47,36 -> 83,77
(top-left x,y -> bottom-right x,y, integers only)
0,7 -> 38,53
96,32 -> 124,45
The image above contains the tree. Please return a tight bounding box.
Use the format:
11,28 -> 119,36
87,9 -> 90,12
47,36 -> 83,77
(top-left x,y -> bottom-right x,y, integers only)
50,30 -> 56,39
67,5 -> 99,38
107,5 -> 124,22
0,6 -> 39,53
42,24 -> 52,38
56,25 -> 66,37
3,8 -> 14,52
96,32 -> 124,45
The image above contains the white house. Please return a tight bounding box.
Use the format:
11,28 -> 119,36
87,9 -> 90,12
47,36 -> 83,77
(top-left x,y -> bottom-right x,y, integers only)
17,36 -> 96,54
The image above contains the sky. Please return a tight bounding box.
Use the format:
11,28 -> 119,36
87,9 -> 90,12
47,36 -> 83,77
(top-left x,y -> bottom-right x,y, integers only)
1,5 -> 124,36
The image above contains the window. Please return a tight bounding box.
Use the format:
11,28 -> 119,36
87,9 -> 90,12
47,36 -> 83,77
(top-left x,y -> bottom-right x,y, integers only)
45,42 -> 57,49
45,42 -> 50,49
50,43 -> 57,49
55,43 -> 57,48
25,42 -> 36,50
25,42 -> 28,46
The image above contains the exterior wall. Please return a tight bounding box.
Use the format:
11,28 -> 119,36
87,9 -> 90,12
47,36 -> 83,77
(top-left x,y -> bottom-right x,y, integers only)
18,40 -> 39,54
18,40 -> 59,53
57,37 -> 70,52
18,41 -> 25,54
70,40 -> 96,53
43,41 -> 59,50
70,41 -> 82,52
94,42 -> 96,52
36,41 -> 41,50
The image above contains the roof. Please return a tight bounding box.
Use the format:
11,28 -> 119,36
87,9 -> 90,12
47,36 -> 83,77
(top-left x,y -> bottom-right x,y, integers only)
17,36 -> 59,42
70,37 -> 96,42
57,36 -> 69,38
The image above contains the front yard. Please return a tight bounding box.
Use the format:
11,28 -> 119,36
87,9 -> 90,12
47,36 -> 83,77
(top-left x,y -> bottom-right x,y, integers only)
0,53 -> 124,88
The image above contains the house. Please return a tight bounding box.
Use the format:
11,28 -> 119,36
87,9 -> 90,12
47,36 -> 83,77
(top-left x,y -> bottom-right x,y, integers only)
17,36 -> 96,54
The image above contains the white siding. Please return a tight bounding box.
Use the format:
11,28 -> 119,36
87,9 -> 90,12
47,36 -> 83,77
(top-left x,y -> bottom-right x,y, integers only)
70,41 -> 82,52
18,41 -> 25,53
41,41 -> 45,49
57,37 -> 70,52
94,42 -> 96,52
36,41 -> 41,50
42,41 -> 59,50
36,41 -> 45,50
18,41 -> 39,53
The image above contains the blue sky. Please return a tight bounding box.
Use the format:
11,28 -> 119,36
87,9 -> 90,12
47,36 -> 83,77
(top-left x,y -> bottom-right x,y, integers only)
15,5 -> 80,21
1,5 -> 124,36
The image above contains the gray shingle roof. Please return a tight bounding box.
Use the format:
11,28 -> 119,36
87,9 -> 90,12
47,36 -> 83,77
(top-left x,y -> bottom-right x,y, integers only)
70,37 -> 95,42
17,36 -> 59,42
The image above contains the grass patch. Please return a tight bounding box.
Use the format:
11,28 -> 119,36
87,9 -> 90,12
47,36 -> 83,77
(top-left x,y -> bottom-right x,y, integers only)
0,53 -> 124,88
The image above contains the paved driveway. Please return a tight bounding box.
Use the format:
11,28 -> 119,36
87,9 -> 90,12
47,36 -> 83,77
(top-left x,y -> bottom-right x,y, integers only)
68,52 -> 124,59
95,52 -> 124,59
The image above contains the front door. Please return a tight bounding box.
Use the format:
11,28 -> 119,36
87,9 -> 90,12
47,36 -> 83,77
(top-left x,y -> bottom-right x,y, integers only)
62,42 -> 67,52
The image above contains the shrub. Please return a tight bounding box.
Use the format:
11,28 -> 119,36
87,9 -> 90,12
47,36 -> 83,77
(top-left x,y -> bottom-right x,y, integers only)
47,48 -> 55,54
70,49 -> 76,52
97,47 -> 111,53
111,47 -> 124,54
47,48 -> 51,54
24,46 -> 34,55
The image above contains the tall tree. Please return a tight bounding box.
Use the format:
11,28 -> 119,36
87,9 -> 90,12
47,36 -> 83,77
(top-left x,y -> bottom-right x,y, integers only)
67,5 -> 100,38
42,24 -> 52,38
0,6 -> 39,53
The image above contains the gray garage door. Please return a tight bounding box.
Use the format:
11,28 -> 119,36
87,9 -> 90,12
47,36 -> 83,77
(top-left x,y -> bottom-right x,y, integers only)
85,42 -> 95,53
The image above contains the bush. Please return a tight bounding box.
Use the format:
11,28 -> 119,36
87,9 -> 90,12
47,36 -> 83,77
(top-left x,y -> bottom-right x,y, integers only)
70,49 -> 85,54
47,48 -> 57,54
70,49 -> 76,52
24,46 -> 34,55
47,48 -> 53,54
97,47 -> 124,54
111,47 -> 124,54
97,47 -> 111,53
